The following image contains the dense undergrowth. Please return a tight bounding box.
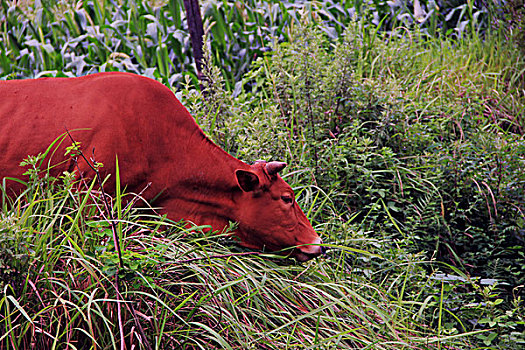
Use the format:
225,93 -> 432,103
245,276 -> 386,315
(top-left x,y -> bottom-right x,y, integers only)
1,0 -> 525,349
0,153 -> 479,349
179,20 -> 525,347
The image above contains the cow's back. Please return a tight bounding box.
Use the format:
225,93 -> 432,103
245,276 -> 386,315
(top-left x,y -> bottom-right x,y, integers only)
0,72 -> 202,197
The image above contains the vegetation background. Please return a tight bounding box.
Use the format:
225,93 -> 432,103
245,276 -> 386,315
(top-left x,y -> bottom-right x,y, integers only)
1,0 -> 524,349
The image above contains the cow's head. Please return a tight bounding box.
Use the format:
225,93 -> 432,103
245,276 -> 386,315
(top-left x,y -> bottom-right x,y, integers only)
234,161 -> 323,261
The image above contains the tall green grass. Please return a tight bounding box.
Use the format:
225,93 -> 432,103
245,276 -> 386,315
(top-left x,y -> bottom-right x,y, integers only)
1,156 -> 478,349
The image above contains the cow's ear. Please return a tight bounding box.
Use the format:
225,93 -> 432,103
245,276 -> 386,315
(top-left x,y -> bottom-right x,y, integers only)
235,170 -> 260,192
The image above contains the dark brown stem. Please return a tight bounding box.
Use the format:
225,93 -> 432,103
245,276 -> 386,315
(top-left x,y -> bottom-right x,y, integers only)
303,65 -> 319,172
183,0 -> 205,84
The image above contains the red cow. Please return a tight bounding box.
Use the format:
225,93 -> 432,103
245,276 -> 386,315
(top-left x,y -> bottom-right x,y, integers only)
0,72 -> 323,261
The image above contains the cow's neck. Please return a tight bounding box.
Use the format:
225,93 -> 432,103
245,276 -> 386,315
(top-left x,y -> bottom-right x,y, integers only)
159,132 -> 247,231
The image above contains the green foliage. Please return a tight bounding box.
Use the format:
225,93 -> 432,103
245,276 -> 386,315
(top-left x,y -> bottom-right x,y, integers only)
174,18 -> 525,348
0,0 -> 193,82
491,0 -> 525,55
239,17 -> 525,287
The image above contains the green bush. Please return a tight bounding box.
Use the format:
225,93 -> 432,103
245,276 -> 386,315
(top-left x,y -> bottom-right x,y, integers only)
175,20 -> 525,347
234,18 -> 525,287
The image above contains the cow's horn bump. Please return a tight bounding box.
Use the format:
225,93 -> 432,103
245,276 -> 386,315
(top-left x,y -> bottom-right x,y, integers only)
266,161 -> 287,175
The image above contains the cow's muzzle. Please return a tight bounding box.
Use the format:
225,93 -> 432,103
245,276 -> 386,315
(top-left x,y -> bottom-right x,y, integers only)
294,238 -> 324,262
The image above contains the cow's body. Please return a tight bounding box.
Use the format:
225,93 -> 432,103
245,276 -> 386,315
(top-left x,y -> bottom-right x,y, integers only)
0,72 -> 322,261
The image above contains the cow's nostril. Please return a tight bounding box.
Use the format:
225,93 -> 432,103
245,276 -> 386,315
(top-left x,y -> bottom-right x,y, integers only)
295,237 -> 324,261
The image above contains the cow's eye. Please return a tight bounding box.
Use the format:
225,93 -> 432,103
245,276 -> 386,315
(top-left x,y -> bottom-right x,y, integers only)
281,195 -> 293,204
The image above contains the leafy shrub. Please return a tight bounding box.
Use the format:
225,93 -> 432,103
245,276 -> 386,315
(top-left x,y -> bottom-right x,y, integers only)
183,20 -> 525,347
241,15 -> 525,280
